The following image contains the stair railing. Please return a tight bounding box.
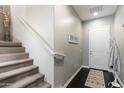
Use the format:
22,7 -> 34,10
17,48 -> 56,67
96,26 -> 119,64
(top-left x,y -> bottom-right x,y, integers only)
16,16 -> 65,60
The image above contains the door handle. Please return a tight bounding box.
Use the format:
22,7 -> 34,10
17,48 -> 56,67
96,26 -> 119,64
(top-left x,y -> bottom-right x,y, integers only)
89,51 -> 92,55
90,51 -> 93,53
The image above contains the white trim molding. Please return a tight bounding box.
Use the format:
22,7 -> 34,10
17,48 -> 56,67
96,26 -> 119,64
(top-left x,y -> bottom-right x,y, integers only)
63,65 -> 90,88
63,66 -> 83,88
81,65 -> 90,69
115,73 -> 124,88
108,69 -> 124,88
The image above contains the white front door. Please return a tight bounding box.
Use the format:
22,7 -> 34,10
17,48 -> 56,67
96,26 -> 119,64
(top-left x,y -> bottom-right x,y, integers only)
89,26 -> 110,70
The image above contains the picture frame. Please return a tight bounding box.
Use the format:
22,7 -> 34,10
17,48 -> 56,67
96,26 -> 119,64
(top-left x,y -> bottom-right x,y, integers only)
68,34 -> 79,44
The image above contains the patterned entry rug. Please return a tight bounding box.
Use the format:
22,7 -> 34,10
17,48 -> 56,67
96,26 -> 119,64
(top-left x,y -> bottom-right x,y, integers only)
85,69 -> 105,88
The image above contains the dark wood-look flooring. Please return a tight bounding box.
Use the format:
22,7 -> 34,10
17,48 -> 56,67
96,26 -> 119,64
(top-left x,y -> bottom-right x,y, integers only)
67,68 -> 114,88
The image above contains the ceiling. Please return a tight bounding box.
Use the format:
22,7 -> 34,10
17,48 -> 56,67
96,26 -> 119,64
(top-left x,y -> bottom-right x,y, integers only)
72,5 -> 118,21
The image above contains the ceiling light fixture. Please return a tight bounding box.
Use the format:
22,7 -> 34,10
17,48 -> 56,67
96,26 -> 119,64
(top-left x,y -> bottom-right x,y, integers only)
93,12 -> 98,16
90,6 -> 102,16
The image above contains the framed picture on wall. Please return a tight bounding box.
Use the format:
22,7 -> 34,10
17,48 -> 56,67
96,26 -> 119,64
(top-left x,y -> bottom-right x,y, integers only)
68,34 -> 79,44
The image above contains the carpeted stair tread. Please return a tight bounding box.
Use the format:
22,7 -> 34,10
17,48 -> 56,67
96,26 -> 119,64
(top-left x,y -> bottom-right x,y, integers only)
7,73 -> 44,88
0,47 -> 25,54
34,81 -> 51,88
0,41 -> 22,47
0,58 -> 33,73
0,53 -> 29,62
0,41 -> 51,88
0,65 -> 38,81
0,58 -> 33,67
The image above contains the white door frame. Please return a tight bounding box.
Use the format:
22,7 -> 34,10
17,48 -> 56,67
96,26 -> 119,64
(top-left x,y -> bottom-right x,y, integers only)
89,25 -> 110,71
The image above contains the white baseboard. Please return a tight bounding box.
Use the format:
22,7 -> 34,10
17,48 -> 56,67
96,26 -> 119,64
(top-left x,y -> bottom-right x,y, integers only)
63,66 -> 83,88
115,73 -> 124,88
108,69 -> 124,88
81,65 -> 90,68
63,65 -> 89,88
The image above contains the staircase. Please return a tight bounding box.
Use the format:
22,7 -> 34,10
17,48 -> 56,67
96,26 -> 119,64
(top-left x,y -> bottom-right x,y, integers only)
0,41 -> 51,88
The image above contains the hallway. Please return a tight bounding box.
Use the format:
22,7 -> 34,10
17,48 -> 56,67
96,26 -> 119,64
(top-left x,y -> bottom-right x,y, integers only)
54,5 -> 123,88
0,5 -> 124,88
1,1 -> 124,93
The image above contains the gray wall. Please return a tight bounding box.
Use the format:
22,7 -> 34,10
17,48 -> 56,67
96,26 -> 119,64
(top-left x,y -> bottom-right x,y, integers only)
54,5 -> 83,87
113,6 -> 124,84
82,15 -> 114,66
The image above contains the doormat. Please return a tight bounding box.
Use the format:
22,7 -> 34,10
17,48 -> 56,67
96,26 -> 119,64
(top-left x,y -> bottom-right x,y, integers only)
85,69 -> 105,88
